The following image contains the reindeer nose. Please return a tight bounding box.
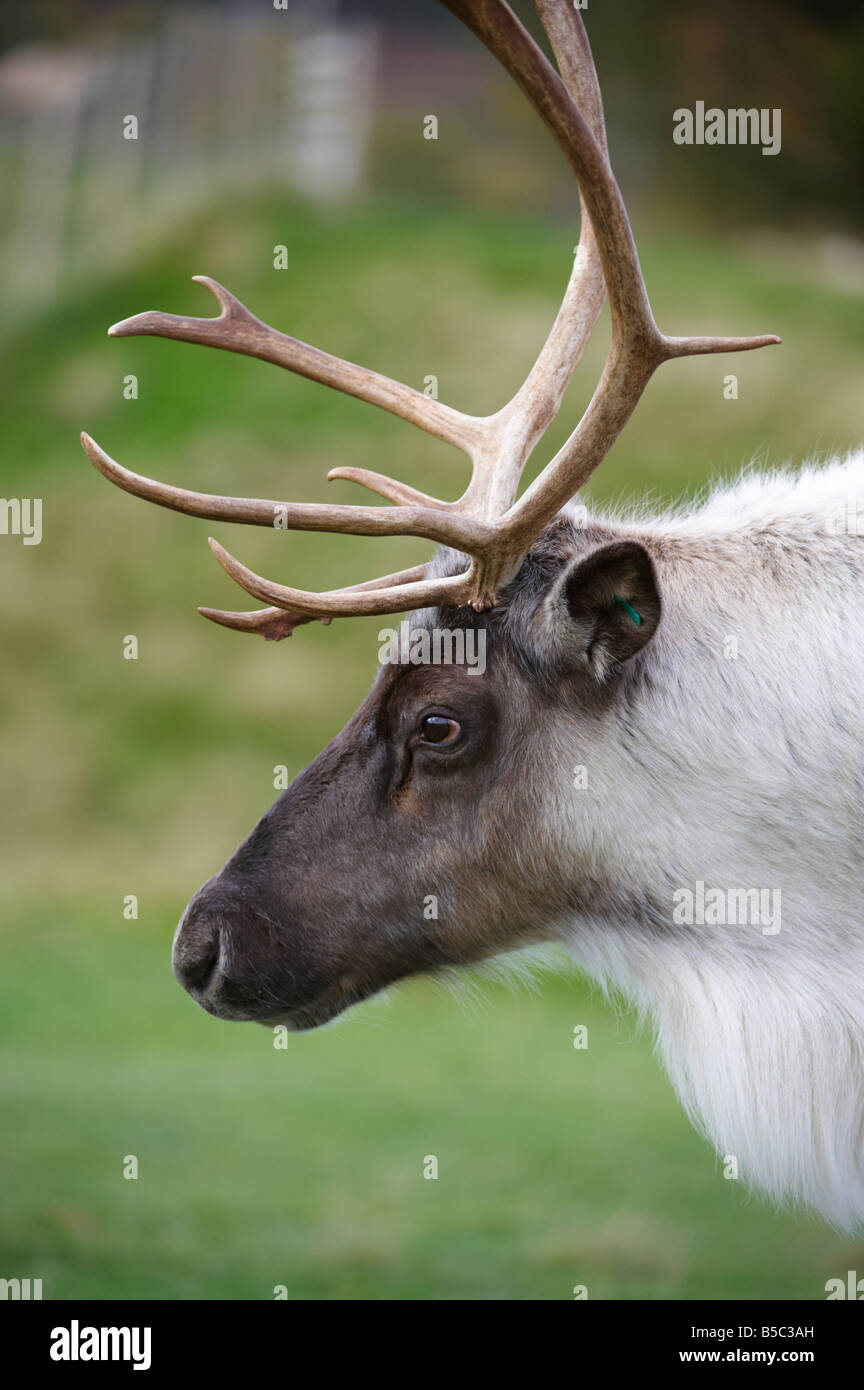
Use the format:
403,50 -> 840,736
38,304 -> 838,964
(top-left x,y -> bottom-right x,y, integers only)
172,895 -> 221,995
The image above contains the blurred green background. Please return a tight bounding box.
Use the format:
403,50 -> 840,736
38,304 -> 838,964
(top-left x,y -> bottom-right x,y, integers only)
2,0 -> 864,1300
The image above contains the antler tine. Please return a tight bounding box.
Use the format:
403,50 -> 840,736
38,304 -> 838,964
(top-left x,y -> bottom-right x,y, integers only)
79,433 -> 491,554
208,540 -> 473,619
325,466 -> 456,509
200,563 -> 429,640
199,607 -> 326,640
109,275 -> 483,461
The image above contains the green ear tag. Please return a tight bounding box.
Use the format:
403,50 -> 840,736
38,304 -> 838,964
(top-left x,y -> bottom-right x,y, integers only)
613,595 -> 642,626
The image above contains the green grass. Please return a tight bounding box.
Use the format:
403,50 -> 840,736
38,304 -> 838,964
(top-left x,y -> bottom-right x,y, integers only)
1,912 -> 855,1301
2,195 -> 863,1298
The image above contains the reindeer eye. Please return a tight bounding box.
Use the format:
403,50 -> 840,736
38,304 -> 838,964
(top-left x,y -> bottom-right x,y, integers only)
417,714 -> 461,745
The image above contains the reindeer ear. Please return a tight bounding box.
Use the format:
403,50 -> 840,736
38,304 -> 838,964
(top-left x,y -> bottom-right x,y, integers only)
540,541 -> 661,680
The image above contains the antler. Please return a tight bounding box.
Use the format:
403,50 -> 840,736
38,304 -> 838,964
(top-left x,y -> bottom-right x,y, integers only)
81,0 -> 779,636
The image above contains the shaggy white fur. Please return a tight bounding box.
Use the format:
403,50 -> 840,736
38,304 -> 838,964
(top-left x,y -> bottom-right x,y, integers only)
558,452 -> 864,1230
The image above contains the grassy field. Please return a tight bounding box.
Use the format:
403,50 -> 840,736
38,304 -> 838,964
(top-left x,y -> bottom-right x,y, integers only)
2,196 -> 864,1298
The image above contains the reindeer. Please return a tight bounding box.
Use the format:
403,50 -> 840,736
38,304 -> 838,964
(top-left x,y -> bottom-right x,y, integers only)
80,1 -> 864,1232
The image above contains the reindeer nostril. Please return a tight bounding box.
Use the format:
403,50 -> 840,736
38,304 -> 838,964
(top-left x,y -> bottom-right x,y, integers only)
172,911 -> 221,994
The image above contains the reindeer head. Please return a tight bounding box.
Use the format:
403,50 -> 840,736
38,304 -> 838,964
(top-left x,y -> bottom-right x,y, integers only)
80,0 -> 778,1029
172,525 -> 666,1027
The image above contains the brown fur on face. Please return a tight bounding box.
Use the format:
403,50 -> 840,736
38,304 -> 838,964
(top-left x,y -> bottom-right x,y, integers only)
171,515 -> 661,1028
